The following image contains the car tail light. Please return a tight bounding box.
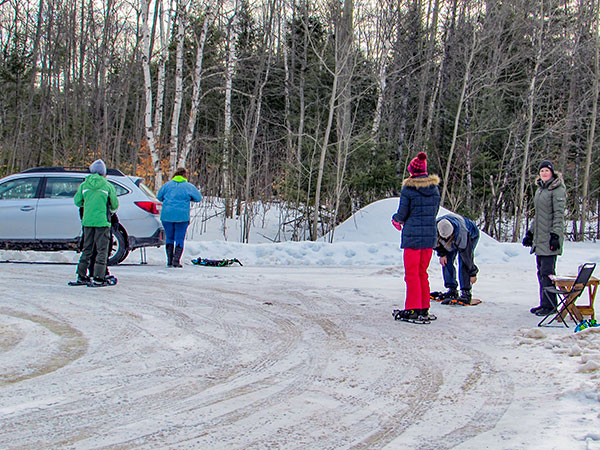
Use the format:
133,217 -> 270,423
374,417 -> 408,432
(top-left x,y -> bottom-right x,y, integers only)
134,201 -> 161,215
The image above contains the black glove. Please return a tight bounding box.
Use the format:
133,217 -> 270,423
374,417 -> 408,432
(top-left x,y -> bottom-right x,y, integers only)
522,231 -> 533,247
549,233 -> 560,251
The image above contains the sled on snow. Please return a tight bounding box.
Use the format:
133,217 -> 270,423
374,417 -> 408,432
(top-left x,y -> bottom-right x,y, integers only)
191,257 -> 243,267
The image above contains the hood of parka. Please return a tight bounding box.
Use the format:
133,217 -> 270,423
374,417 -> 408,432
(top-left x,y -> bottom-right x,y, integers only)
402,174 -> 440,196
535,172 -> 565,191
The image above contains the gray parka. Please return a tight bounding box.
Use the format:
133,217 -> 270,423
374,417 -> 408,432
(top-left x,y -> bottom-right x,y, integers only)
527,173 -> 566,256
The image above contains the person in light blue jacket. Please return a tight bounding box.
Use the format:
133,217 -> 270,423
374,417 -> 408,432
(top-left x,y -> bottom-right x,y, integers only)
157,167 -> 202,267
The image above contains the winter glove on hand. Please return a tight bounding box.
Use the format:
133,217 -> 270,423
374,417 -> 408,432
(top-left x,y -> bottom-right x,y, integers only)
522,231 -> 533,247
549,233 -> 560,251
391,219 -> 403,232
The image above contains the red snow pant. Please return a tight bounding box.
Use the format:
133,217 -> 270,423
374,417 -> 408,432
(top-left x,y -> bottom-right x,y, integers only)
403,248 -> 433,310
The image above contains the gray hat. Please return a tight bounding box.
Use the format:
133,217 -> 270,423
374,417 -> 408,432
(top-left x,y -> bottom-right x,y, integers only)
89,159 -> 107,176
437,218 -> 454,239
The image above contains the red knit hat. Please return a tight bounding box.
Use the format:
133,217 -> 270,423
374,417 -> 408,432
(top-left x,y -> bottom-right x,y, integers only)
408,152 -> 428,176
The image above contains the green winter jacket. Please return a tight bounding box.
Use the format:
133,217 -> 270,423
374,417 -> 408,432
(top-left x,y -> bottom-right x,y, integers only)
74,173 -> 119,227
528,173 -> 566,256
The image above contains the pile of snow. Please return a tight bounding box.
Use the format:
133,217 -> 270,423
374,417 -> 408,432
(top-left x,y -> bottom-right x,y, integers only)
1,197 -> 598,269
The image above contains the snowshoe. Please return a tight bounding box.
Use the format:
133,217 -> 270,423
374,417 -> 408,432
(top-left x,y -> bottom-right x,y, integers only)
437,289 -> 459,303
88,277 -> 111,288
392,309 -> 430,324
68,276 -> 91,286
575,319 -> 599,332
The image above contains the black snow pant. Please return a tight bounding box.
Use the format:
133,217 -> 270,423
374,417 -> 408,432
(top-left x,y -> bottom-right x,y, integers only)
536,255 -> 557,309
77,226 -> 110,280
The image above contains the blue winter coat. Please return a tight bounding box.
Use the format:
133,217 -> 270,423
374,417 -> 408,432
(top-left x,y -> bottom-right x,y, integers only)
392,175 -> 441,249
434,214 -> 480,277
435,214 -> 479,252
156,176 -> 203,223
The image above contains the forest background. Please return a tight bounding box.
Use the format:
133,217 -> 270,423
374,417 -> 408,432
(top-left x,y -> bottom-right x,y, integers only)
1,0 -> 599,243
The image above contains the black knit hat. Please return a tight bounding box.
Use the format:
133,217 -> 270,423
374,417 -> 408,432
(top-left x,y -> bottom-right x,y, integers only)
538,160 -> 555,175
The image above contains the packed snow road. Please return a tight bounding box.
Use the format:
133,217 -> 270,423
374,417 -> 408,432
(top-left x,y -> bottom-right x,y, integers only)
0,261 -> 599,449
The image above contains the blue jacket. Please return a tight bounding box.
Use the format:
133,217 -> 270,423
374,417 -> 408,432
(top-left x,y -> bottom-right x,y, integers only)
392,175 -> 441,249
157,176 -> 202,223
434,214 -> 480,277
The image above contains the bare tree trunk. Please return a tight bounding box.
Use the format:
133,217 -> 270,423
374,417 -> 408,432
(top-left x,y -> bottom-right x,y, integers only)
168,0 -> 189,176
414,0 -> 439,150
140,0 -> 162,188
514,2 -> 545,242
370,0 -> 393,138
330,0 -> 353,242
579,0 -> 600,241
222,3 -> 238,219
242,0 -> 276,243
440,24 -> 476,206
312,62 -> 338,241
179,4 -> 214,168
154,0 -> 174,164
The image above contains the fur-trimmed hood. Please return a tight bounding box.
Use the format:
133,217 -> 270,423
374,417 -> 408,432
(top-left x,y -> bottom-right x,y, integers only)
402,174 -> 440,189
535,172 -> 565,191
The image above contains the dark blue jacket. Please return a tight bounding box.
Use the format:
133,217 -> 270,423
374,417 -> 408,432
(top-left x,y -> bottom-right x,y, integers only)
392,175 -> 441,249
434,214 -> 480,277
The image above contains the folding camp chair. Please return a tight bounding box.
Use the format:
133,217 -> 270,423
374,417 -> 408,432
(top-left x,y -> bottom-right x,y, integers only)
538,263 -> 596,327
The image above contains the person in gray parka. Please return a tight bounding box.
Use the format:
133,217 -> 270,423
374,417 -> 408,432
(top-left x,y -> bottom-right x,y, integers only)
522,160 -> 566,316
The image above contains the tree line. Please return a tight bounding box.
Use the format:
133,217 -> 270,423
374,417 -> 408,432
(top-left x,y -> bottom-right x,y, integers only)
1,0 -> 599,242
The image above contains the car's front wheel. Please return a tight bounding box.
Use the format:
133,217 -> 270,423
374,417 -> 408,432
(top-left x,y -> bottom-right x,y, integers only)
108,227 -> 129,265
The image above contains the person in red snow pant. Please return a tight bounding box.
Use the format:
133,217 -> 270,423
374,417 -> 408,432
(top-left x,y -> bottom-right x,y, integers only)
391,151 -> 441,321
403,248 -> 434,310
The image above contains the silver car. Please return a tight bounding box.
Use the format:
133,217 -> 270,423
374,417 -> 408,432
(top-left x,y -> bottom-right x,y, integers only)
0,167 -> 164,265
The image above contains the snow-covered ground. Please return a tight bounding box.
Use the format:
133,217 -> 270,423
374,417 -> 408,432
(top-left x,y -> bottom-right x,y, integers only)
1,198 -> 600,449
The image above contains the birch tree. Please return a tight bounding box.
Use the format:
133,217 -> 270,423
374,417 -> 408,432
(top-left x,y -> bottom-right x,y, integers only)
222,1 -> 239,219
168,0 -> 190,176
178,2 -> 217,168
141,0 -> 163,188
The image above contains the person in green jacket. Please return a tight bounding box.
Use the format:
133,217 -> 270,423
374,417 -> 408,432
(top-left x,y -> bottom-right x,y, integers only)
522,160 -> 566,316
73,159 -> 119,286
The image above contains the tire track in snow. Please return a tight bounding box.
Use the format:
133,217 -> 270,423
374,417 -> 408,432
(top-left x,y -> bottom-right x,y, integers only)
0,308 -> 87,386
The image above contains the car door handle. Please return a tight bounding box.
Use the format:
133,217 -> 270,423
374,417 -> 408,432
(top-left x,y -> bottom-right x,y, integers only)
20,206 -> 35,212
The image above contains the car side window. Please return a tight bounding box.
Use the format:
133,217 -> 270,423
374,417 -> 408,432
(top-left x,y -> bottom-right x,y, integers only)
109,181 -> 129,196
0,177 -> 41,200
44,177 -> 85,199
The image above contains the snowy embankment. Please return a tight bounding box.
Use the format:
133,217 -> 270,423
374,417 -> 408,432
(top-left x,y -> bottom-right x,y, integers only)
0,198 -> 537,268
1,197 -> 600,448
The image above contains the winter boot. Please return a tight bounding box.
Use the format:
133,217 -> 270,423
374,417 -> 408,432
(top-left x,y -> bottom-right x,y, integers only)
440,288 -> 459,304
420,308 -> 437,321
90,277 -> 109,287
172,245 -> 184,268
166,243 -> 174,267
398,309 -> 420,320
457,290 -> 472,305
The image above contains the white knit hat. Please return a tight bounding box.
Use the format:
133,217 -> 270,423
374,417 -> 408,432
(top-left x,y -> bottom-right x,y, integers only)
89,159 -> 107,176
437,218 -> 454,239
